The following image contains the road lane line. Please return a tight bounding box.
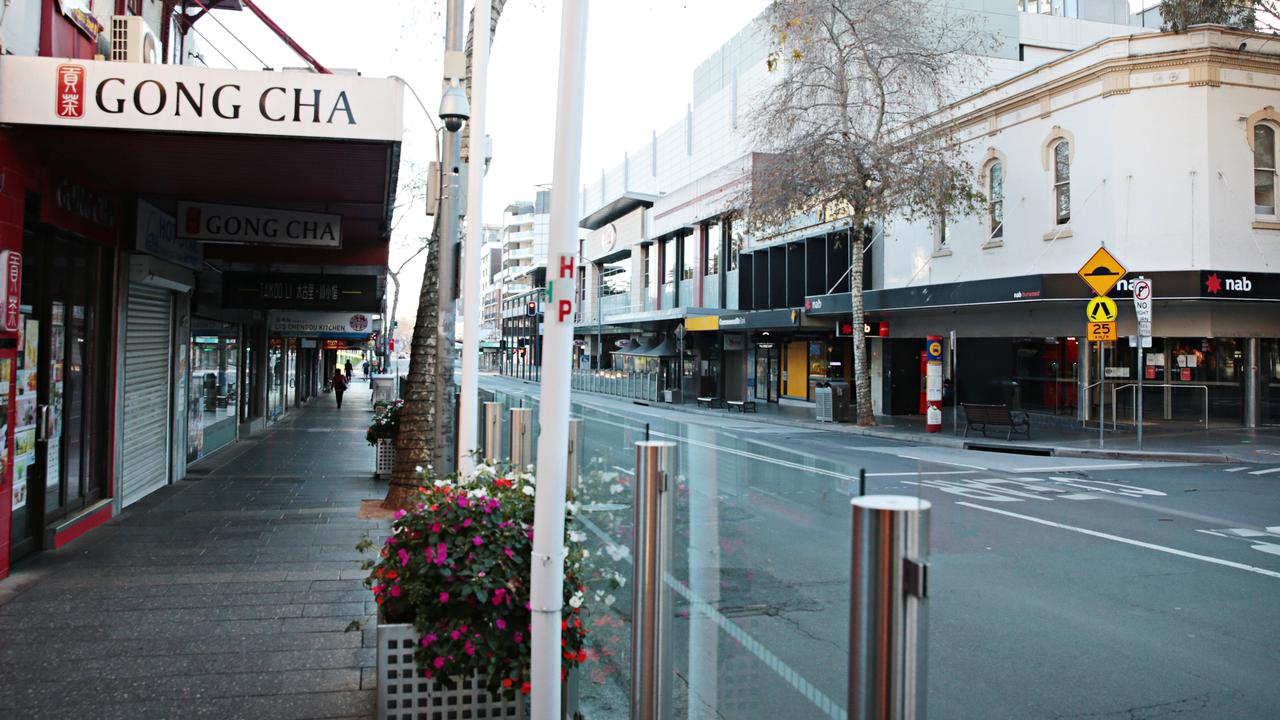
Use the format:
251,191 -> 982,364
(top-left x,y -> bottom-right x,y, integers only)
1248,467 -> 1280,476
1009,463 -> 1143,472
895,454 -> 988,470
867,470 -> 976,477
955,502 -> 1280,580
1224,467 -> 1250,473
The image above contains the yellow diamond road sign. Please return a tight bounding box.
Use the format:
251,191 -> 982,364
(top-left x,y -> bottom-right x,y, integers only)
1086,296 -> 1117,322
1077,246 -> 1127,296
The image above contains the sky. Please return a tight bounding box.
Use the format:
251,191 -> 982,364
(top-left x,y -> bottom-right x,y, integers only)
190,0 -> 771,321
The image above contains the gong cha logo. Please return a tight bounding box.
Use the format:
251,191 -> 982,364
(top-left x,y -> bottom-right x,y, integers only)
349,314 -> 369,332
56,64 -> 86,119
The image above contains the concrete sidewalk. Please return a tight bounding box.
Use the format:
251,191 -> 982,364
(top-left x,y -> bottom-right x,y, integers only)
0,382 -> 388,719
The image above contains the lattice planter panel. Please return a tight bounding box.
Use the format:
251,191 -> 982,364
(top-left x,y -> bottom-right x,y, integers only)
376,622 -> 527,720
375,439 -> 396,478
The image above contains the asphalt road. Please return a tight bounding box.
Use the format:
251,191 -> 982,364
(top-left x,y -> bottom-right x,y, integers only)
480,374 -> 1280,720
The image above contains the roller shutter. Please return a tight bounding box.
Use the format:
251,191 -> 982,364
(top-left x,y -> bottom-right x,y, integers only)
121,284 -> 173,506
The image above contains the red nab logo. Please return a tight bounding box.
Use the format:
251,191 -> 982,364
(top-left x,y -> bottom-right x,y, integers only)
56,64 -> 86,119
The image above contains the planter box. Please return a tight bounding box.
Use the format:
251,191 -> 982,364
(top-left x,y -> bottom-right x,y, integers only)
375,439 -> 396,478
376,622 -> 527,720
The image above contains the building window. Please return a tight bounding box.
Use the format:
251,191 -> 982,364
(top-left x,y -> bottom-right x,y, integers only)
704,222 -> 721,276
933,208 -> 950,253
680,232 -> 695,281
1255,123 -> 1277,216
1053,140 -> 1070,225
987,160 -> 1004,239
662,238 -> 676,284
640,244 -> 650,290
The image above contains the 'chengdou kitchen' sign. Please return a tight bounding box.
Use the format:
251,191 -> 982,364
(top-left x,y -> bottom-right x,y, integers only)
0,56 -> 403,142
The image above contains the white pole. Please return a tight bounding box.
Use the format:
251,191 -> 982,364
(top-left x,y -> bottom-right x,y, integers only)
530,1 -> 588,717
458,0 -> 491,475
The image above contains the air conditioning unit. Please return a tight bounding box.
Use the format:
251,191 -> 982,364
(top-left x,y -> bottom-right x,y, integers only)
110,15 -> 158,64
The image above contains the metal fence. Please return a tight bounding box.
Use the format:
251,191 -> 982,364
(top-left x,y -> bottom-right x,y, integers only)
571,368 -> 661,402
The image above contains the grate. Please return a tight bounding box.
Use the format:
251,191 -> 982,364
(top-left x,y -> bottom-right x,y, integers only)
376,623 -> 527,720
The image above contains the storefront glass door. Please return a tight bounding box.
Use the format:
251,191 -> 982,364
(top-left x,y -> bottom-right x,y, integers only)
754,344 -> 779,403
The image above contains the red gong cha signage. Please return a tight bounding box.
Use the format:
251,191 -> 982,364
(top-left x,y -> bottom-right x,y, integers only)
1,250 -> 21,332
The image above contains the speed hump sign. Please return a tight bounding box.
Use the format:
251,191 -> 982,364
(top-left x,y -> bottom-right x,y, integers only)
1087,321 -> 1117,342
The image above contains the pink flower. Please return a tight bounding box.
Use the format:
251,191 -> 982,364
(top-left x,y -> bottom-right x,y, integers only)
450,629 -> 461,641
496,618 -> 506,630
433,657 -> 446,669
503,546 -> 515,560
439,592 -> 450,603
436,543 -> 448,565
472,536 -> 484,547
463,518 -> 472,528
389,586 -> 401,598
464,640 -> 476,657
431,523 -> 442,533
457,496 -> 469,508
514,632 -> 523,644
423,547 -> 435,563
397,549 -> 410,567
421,633 -> 438,647
393,509 -> 406,520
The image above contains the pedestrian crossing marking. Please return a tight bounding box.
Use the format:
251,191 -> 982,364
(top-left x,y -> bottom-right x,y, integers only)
1224,467 -> 1250,472
1248,467 -> 1280,476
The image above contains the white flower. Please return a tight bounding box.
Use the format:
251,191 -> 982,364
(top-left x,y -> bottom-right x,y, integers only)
605,594 -> 616,607
565,501 -> 581,514
609,483 -> 625,495
415,465 -> 424,473
581,549 -> 590,559
568,530 -> 585,543
522,485 -> 535,496
433,479 -> 449,488
605,545 -> 630,562
569,592 -> 584,609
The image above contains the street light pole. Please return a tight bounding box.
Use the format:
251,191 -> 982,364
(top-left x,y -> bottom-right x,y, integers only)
530,1 -> 589,716
458,0 -> 492,474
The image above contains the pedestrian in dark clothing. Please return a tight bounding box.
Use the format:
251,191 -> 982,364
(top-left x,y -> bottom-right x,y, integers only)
332,368 -> 349,408
362,360 -> 370,380
344,360 -> 354,382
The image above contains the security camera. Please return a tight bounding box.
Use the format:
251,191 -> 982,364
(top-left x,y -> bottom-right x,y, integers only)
439,86 -> 470,133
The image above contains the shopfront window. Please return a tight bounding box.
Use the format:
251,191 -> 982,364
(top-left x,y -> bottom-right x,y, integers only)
269,339 -> 284,419
189,326 -> 239,462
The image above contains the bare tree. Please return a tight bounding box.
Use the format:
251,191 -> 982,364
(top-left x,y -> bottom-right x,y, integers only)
742,0 -> 993,425
1157,0 -> 1261,30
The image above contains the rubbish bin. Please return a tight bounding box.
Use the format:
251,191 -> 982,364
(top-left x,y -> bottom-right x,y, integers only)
815,382 -> 833,422
996,379 -> 1022,409
828,380 -> 852,422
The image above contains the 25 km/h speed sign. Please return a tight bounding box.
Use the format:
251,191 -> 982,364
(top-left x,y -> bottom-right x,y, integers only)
1087,321 -> 1117,342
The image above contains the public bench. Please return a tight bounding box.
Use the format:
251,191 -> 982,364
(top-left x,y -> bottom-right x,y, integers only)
696,396 -> 722,408
961,403 -> 1030,440
726,400 -> 757,413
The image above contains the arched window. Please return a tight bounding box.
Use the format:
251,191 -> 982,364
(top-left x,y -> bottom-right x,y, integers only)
1053,140 -> 1070,225
987,160 -> 1004,239
1256,123 -> 1277,216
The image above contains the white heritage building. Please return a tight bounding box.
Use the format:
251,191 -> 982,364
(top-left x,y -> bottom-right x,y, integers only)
572,5 -> 1279,427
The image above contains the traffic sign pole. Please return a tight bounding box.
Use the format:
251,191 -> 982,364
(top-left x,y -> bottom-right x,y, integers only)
1131,278 -> 1153,451
1099,340 -> 1105,448
1136,342 -> 1143,450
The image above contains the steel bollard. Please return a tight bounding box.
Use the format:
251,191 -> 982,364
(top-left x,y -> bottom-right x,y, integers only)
631,441 -> 676,720
849,495 -> 930,720
483,402 -> 502,461
509,407 -> 533,468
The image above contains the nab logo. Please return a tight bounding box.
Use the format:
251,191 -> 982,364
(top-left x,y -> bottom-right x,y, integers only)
56,64 -> 86,119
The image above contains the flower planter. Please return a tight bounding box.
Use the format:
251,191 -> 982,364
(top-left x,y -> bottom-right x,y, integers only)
374,439 -> 396,478
376,622 -> 527,720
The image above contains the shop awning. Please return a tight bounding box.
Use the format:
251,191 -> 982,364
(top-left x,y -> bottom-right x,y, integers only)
613,338 -> 658,356
635,338 -> 678,357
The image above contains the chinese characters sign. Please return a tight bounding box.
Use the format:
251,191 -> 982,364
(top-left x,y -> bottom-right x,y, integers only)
222,272 -> 379,311
0,251 -> 20,332
56,64 -> 84,119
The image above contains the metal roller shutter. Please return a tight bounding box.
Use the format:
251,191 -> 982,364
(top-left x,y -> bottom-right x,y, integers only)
121,284 -> 173,506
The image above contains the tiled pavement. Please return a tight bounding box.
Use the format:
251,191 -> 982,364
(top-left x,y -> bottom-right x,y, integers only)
0,382 -> 390,719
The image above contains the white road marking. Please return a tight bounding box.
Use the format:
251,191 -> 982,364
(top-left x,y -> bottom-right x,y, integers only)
895,454 -> 988,470
866,470 -> 976,477
1009,463 -> 1143,472
1224,467 -> 1250,473
1248,467 -> 1280,476
958,502 -> 1280,580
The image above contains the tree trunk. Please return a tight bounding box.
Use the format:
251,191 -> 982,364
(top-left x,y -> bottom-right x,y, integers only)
384,234 -> 454,509
850,216 -> 876,426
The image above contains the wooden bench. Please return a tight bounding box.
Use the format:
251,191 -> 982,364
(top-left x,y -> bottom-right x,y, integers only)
726,400 -> 757,413
696,396 -> 722,408
962,403 -> 1030,440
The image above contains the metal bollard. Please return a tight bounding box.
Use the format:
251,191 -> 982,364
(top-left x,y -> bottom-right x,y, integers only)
631,441 -> 676,720
566,418 -> 583,496
509,407 -> 533,468
483,402 -> 502,461
849,495 -> 931,720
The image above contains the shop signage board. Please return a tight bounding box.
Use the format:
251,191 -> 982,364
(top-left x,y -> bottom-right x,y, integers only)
270,311 -> 374,338
136,200 -> 200,270
223,272 -> 379,311
1085,296 -> 1117,322
1,251 -> 21,332
0,56 -> 404,142
1077,247 -> 1127,296
177,201 -> 342,248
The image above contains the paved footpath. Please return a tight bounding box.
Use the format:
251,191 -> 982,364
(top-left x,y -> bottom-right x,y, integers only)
0,382 -> 388,720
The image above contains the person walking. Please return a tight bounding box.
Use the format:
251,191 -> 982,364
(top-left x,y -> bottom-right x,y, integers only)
332,367 -> 349,408
362,360 -> 370,381
344,359 -> 354,383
